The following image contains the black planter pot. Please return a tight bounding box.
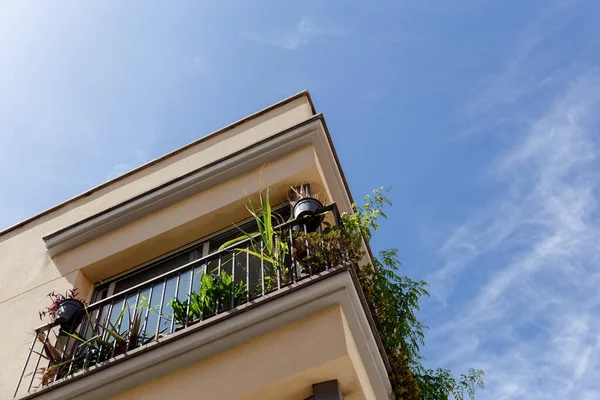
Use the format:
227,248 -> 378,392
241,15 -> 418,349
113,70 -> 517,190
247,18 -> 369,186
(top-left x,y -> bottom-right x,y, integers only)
293,198 -> 324,232
56,299 -> 85,334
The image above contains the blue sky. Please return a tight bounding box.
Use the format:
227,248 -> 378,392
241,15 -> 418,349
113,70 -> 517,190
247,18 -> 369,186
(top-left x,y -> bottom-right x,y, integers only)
1,1 -> 599,398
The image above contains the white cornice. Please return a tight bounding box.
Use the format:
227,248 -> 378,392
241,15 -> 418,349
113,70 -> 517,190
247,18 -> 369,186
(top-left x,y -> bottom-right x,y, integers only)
43,116 -> 352,256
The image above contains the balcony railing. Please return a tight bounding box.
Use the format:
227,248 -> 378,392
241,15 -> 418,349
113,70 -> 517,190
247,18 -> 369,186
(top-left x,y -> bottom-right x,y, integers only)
14,203 -> 344,398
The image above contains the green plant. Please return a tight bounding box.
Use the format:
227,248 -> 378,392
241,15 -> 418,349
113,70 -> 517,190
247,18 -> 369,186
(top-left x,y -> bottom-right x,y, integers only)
39,289 -> 86,321
344,188 -> 484,400
34,298 -> 158,386
31,331 -> 80,387
219,186 -> 290,291
292,222 -> 343,274
66,302 -> 153,357
288,184 -> 322,206
34,299 -> 151,386
170,269 -> 247,327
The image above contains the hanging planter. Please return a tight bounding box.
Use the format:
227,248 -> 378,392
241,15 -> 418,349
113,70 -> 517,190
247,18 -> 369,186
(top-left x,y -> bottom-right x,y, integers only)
39,289 -> 87,334
293,197 -> 324,232
58,300 -> 85,334
57,298 -> 85,321
289,185 -> 325,233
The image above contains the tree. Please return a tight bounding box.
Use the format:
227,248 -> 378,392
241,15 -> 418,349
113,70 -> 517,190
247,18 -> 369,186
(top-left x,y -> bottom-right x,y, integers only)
342,188 -> 484,399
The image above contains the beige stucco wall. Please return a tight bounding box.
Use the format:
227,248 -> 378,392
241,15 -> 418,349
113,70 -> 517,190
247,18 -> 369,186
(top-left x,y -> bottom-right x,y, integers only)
0,96 -> 319,398
111,305 -> 374,400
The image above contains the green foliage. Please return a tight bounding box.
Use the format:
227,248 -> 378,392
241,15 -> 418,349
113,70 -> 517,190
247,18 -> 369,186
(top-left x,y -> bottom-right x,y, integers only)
292,221 -> 343,274
387,349 -> 422,400
343,188 -> 484,400
170,269 -> 247,327
34,300 -> 157,386
63,301 -> 154,359
417,368 -> 485,400
32,331 -> 79,386
219,186 -> 290,289
359,250 -> 429,364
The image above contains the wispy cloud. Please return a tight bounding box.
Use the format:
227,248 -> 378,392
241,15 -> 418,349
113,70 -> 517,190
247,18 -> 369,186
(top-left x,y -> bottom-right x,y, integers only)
455,0 -> 578,139
427,71 -> 600,399
242,17 -> 349,50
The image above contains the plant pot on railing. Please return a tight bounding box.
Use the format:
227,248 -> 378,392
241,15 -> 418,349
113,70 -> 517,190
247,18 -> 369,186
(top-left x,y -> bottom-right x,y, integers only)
293,197 -> 324,232
56,298 -> 85,322
39,289 -> 87,335
57,299 -> 85,333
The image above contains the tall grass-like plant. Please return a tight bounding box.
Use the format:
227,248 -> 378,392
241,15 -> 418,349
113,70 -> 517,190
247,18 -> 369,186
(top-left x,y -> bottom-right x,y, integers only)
31,332 -> 79,386
62,302 -> 154,361
32,299 -> 158,387
219,186 -> 290,291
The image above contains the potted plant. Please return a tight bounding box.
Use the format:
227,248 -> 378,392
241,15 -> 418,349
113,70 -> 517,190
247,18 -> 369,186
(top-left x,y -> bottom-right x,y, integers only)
293,222 -> 343,275
39,289 -> 86,334
289,185 -> 324,232
33,331 -> 81,387
170,269 -> 247,329
219,186 -> 291,290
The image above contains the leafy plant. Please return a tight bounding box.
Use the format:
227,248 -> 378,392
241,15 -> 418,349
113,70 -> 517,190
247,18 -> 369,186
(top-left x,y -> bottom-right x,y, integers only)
292,222 -> 343,274
34,298 -> 159,386
39,289 -> 86,321
64,302 -> 155,361
344,188 -> 484,400
288,184 -> 323,206
170,269 -> 247,327
219,186 -> 290,291
31,331 -> 80,387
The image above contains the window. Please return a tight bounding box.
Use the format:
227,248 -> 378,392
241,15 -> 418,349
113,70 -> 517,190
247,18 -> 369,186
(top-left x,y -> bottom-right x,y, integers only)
91,203 -> 291,303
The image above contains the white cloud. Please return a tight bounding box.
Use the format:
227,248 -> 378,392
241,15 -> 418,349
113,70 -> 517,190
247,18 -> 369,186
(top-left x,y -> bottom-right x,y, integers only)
242,17 -> 349,50
454,0 -> 578,140
426,72 -> 600,399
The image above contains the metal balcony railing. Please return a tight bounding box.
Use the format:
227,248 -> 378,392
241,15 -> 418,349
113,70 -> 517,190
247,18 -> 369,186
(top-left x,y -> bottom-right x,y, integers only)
14,203 -> 344,398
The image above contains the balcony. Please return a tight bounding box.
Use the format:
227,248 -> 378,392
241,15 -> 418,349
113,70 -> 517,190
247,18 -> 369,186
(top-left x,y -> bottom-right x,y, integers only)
14,203 -> 377,399
3,93 -> 392,399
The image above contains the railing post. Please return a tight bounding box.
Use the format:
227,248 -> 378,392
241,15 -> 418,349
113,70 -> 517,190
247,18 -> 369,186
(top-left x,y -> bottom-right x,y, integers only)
246,244 -> 250,302
260,239 -> 265,296
52,313 -> 81,383
141,284 -> 154,339
288,227 -> 297,283
13,331 -> 38,397
184,268 -> 194,328
231,251 -> 236,309
169,273 -> 181,334
303,223 -> 312,276
27,328 -> 51,393
216,253 -> 222,314
154,278 -> 168,341
332,205 -> 345,265
200,262 -> 207,321
97,300 -> 114,362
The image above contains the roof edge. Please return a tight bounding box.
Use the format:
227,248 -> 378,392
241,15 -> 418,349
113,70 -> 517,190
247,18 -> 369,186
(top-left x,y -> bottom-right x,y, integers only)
0,91 -> 316,238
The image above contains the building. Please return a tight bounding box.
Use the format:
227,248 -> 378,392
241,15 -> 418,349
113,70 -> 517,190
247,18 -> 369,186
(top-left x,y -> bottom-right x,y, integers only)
2,92 -> 393,400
